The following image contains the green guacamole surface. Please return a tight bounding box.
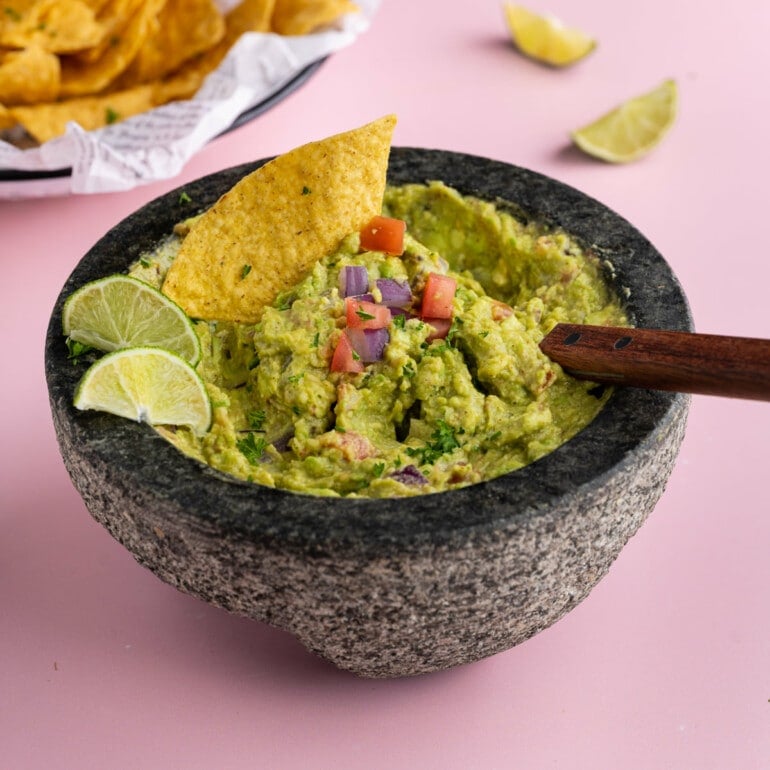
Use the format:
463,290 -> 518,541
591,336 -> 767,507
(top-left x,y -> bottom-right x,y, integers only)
130,182 -> 626,497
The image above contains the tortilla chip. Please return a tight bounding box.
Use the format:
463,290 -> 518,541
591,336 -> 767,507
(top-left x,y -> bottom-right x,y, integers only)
162,115 -> 397,323
71,0 -> 146,65
0,44 -> 60,105
271,0 -> 359,35
224,0 -> 276,38
118,0 -> 224,86
59,0 -> 164,96
0,0 -> 104,53
0,102 -> 16,129
151,0 -> 275,105
10,83 -> 153,142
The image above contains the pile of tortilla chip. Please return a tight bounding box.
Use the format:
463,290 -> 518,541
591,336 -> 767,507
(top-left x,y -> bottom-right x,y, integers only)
0,0 -> 359,145
162,114 -> 396,324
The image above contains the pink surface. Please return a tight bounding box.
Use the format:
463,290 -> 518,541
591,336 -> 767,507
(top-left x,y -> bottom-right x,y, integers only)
2,0 -> 769,767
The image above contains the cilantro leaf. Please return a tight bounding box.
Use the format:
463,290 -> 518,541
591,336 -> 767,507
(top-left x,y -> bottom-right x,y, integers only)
405,419 -> 464,465
237,433 -> 268,465
66,338 -> 95,364
247,409 -> 266,430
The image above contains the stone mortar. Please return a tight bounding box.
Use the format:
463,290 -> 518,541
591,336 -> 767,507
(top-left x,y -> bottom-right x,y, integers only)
45,148 -> 692,678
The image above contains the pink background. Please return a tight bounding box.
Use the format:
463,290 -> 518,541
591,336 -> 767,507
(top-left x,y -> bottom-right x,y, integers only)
3,0 -> 769,767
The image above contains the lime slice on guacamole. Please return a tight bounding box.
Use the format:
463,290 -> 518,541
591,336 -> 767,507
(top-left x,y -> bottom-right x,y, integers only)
63,274 -> 201,365
571,80 -> 678,163
74,347 -> 212,435
503,3 -> 596,67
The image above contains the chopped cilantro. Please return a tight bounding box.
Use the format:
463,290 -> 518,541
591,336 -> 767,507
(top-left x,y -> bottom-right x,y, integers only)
287,373 -> 304,383
139,256 -> 152,268
488,430 -> 502,442
105,107 -> 119,124
247,354 -> 260,370
178,191 -> 192,205
402,362 -> 415,378
334,425 -> 346,432
237,433 -> 267,465
247,409 -> 266,430
392,313 -> 406,329
66,338 -> 94,364
276,294 -> 293,311
405,419 -> 464,466
291,405 -> 301,416
372,462 -> 385,477
479,330 -> 490,338
355,308 -> 375,321
351,350 -> 361,361
311,332 -> 320,348
446,316 -> 463,343
240,264 -> 252,280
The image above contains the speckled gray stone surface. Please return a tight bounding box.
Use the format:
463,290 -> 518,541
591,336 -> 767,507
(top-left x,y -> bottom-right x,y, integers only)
45,149 -> 692,678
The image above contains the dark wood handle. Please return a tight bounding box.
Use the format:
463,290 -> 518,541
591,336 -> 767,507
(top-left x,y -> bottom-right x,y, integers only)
539,324 -> 770,401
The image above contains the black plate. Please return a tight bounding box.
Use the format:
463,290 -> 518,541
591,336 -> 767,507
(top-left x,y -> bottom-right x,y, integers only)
0,58 -> 325,184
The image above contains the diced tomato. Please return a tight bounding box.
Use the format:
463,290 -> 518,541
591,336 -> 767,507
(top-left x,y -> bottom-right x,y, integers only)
424,317 -> 451,341
330,332 -> 365,373
345,297 -> 391,329
360,215 -> 406,256
491,300 -> 514,321
421,273 -> 456,320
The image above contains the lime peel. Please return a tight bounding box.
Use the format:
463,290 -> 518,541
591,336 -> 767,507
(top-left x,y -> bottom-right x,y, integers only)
74,347 -> 212,435
503,3 -> 596,67
571,79 -> 678,163
63,274 -> 201,366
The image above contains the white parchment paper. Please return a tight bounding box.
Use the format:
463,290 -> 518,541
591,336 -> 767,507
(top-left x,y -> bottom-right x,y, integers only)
0,0 -> 378,199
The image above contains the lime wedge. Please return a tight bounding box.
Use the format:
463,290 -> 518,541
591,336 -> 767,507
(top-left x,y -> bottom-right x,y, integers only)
571,80 -> 678,163
503,3 -> 596,67
63,275 -> 201,366
74,347 -> 212,435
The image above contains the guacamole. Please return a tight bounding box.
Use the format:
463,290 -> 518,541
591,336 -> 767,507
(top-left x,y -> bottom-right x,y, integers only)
130,181 -> 626,497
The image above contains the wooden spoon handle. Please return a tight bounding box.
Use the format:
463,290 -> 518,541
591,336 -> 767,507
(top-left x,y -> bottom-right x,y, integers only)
539,324 -> 770,401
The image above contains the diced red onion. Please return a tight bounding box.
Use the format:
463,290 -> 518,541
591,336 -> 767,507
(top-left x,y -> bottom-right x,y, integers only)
376,278 -> 412,307
345,327 -> 390,363
389,464 -> 428,485
272,431 -> 294,453
339,265 -> 368,298
354,292 -> 374,303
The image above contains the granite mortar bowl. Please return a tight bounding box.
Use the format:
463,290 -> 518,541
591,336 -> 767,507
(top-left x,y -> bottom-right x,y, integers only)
45,148 -> 691,678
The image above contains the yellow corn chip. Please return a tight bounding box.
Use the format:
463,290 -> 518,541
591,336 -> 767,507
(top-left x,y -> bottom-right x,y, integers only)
0,102 -> 16,129
10,83 -> 153,142
0,0 -> 103,54
0,44 -> 60,105
59,0 -> 164,96
151,0 -> 276,106
224,0 -> 276,38
118,0 -> 224,86
71,0 -> 146,65
271,0 -> 359,35
162,115 -> 397,323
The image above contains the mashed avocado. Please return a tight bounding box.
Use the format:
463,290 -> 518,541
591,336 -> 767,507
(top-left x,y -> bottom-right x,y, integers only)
130,182 -> 626,497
